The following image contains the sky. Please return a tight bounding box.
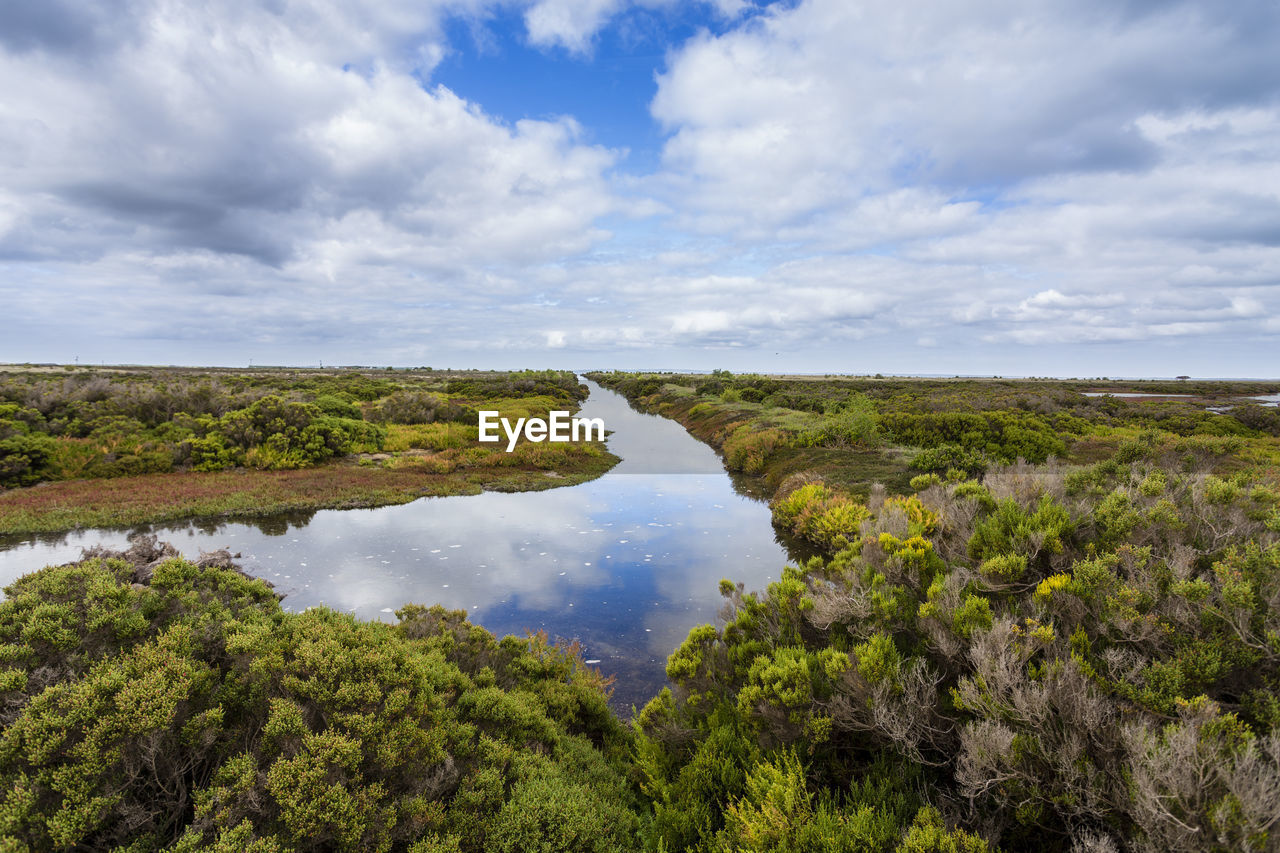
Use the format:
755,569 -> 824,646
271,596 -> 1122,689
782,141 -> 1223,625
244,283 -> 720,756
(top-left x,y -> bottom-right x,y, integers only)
1,0 -> 1278,377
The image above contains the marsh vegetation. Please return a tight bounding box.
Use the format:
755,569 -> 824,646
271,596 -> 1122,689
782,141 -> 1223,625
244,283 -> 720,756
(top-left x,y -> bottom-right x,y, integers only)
2,369 -> 1279,850
0,367 -> 616,534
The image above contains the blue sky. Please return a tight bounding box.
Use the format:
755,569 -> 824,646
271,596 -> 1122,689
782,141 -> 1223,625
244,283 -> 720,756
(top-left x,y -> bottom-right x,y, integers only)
433,4 -> 742,165
1,0 -> 1279,376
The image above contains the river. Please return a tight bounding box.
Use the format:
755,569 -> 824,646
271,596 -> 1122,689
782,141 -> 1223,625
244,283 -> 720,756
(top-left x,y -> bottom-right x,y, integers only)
0,380 -> 791,712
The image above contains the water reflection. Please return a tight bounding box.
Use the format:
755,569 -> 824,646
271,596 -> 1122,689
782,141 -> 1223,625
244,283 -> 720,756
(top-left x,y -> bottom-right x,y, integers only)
0,381 -> 790,711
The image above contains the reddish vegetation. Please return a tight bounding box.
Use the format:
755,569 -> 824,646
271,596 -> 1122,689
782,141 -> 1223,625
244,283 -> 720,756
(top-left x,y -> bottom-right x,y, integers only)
0,456 -> 613,534
9,466 -> 412,509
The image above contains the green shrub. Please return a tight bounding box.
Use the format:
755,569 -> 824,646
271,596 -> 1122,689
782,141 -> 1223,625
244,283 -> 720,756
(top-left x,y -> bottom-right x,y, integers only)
909,444 -> 987,477
797,395 -> 880,448
0,434 -> 59,487
0,550 -> 639,852
910,473 -> 943,491
724,428 -> 790,474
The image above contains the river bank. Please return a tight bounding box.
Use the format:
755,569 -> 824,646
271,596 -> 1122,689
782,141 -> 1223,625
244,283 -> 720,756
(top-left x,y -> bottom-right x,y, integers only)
0,379 -> 789,714
0,445 -> 616,535
0,366 -> 618,535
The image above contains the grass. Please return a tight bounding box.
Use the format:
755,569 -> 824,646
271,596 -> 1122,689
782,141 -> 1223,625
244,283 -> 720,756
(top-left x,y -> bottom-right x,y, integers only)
760,445 -> 915,498
0,446 -> 618,536
383,422 -> 478,452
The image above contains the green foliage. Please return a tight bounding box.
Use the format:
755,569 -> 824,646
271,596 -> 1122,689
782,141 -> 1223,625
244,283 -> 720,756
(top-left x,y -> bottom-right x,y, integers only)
581,369 -> 1280,853
0,367 -> 585,488
0,434 -> 59,487
313,394 -> 362,419
884,495 -> 940,537
796,395 -> 880,448
714,749 -> 922,853
771,481 -> 874,550
979,553 -> 1027,581
487,770 -> 639,853
895,808 -> 991,853
950,594 -> 993,639
0,550 -> 638,852
772,483 -> 832,530
738,647 -> 817,725
10,368 -> 1280,852
209,396 -> 388,469
885,410 -> 1065,466
372,391 -> 473,426
967,495 -> 1073,567
647,463 -> 1279,851
909,444 -> 988,477
724,428 -> 791,475
910,473 -> 943,491
854,633 -> 901,687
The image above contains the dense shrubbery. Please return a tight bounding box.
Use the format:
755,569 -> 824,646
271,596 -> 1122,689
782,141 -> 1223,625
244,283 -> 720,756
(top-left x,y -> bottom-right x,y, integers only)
796,395 -> 880,448
368,391 -> 474,426
443,370 -> 583,405
182,395 -> 386,471
586,372 -> 1280,850
8,459 -> 1277,850
590,371 -> 1280,511
0,368 -> 588,487
908,443 -> 990,478
0,539 -> 638,852
724,428 -> 789,475
642,456 -> 1280,852
6,370 -> 1280,850
881,410 -> 1066,465
0,434 -> 59,487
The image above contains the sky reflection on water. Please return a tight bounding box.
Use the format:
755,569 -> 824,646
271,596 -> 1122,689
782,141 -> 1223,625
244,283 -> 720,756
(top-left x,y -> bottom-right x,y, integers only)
0,381 -> 791,711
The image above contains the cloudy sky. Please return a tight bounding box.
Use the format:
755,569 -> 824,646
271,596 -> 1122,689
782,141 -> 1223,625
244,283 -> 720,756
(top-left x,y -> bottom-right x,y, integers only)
2,0 -> 1278,376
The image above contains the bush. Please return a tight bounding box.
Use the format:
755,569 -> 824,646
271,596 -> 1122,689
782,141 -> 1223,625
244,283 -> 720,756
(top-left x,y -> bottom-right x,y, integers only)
797,395 -> 880,448
373,391 -> 459,425
724,428 -> 790,474
909,444 -> 987,477
771,480 -> 876,549
0,434 -> 59,487
313,394 -> 362,419
0,549 -> 640,852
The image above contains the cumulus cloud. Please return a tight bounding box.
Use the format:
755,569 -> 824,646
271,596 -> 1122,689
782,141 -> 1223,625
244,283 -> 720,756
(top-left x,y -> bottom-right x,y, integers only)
0,0 -> 642,367
2,0 -> 1278,374
653,0 -> 1280,213
524,0 -> 628,53
0,0 -> 622,269
637,0 -> 1280,368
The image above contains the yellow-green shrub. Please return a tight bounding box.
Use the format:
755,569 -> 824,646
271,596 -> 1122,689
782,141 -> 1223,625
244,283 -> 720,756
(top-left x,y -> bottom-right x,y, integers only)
723,427 -> 789,474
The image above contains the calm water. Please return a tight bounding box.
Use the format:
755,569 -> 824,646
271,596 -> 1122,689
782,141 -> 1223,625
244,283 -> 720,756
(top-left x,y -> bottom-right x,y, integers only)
0,381 -> 791,711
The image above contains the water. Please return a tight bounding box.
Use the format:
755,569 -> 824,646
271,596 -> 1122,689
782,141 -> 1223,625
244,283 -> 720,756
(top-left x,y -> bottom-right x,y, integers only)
1082,392 -> 1196,398
0,381 -> 791,712
1083,391 -> 1280,412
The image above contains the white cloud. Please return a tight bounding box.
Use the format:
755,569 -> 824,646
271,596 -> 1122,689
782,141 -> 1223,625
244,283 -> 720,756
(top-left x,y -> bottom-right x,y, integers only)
0,0 -> 621,308
2,0 -> 1278,375
637,0 -> 1280,366
524,0 -> 626,53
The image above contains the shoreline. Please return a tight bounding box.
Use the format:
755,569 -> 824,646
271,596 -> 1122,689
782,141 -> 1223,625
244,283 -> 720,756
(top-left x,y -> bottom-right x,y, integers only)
0,448 -> 619,537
